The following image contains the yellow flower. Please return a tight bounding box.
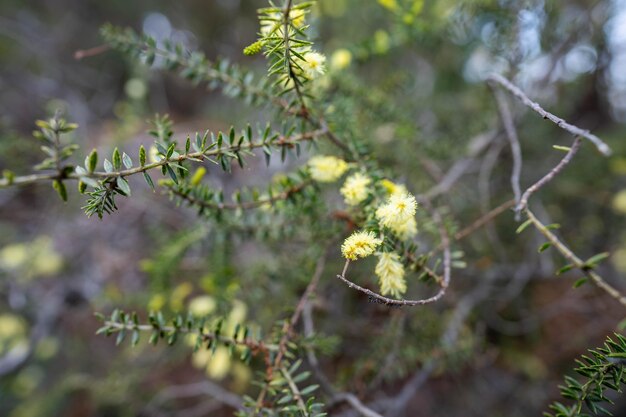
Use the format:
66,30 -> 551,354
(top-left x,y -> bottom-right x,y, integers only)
340,173 -> 371,206
392,216 -> 418,240
380,179 -> 408,197
331,48 -> 352,71
375,252 -> 407,298
376,192 -> 417,228
341,231 -> 382,261
308,155 -> 348,182
302,51 -> 326,79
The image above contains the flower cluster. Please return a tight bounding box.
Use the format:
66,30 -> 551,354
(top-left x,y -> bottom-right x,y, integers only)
376,192 -> 418,239
341,231 -> 382,261
307,153 -> 417,299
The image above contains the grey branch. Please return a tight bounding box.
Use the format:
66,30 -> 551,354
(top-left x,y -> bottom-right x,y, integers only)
487,73 -> 611,156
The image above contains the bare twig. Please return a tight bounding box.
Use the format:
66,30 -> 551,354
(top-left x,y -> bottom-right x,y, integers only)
516,137 -> 582,214
454,199 -> 516,242
489,86 -> 523,207
487,73 -> 611,156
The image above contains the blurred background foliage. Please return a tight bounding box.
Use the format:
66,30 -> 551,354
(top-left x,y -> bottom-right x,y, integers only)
1,0 -> 626,416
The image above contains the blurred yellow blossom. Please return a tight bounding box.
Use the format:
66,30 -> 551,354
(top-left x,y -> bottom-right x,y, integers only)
331,48 -> 352,71
308,155 -> 348,182
340,173 -> 371,206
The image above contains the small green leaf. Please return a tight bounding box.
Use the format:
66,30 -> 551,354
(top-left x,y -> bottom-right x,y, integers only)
573,277 -> 588,288
52,180 -> 68,202
86,149 -> 98,173
538,242 -> 552,253
112,147 -> 122,170
166,143 -> 176,159
139,145 -> 146,166
104,159 -> 113,173
117,177 -> 131,196
165,165 -> 178,184
516,219 -> 533,234
122,152 -> 133,169
585,252 -> 610,268
556,263 -> 575,275
143,172 -> 155,191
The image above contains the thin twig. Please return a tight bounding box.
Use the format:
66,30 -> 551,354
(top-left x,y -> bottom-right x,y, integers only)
74,44 -> 110,60
487,73 -> 611,156
453,199 -> 516,243
490,86 -> 523,207
516,137 -> 582,214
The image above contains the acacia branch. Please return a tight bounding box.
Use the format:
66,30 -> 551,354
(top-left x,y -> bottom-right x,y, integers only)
0,129 -> 326,189
169,180 -> 313,211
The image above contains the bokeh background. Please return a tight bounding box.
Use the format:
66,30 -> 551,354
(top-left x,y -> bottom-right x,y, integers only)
2,0 -> 626,416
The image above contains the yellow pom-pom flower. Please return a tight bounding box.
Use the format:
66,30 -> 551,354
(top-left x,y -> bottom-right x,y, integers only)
376,192 -> 417,228
341,231 -> 382,261
340,173 -> 371,206
375,252 -> 407,298
302,51 -> 327,79
308,155 -> 348,182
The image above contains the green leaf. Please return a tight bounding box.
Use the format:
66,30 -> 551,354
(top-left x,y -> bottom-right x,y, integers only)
143,172 -> 155,191
538,242 -> 552,253
585,252 -> 610,268
131,330 -> 140,346
165,165 -> 178,184
86,149 -> 98,173
52,180 -> 68,202
556,264 -> 575,275
516,219 -> 533,234
122,152 -> 133,169
104,159 -> 113,173
112,147 -> 122,170
117,177 -> 131,196
139,145 -> 146,166
166,143 -> 176,159
573,277 -> 588,288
